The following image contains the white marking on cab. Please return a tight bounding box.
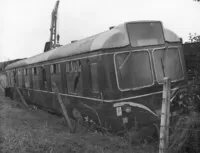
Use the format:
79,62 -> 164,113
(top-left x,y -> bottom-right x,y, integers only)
113,101 -> 159,117
116,107 -> 122,116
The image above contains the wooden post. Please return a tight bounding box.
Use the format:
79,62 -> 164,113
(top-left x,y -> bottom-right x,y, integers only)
52,82 -> 75,133
15,87 -> 28,108
159,77 -> 171,153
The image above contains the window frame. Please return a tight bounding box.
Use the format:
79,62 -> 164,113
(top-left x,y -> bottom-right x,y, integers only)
66,60 -> 82,73
66,60 -> 82,94
152,46 -> 184,84
126,22 -> 165,47
17,69 -> 21,75
50,64 -> 61,74
24,68 -> 28,76
114,49 -> 154,92
32,67 -> 37,75
66,62 -> 70,72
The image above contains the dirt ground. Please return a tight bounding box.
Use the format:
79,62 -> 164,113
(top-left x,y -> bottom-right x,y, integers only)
0,88 -> 157,153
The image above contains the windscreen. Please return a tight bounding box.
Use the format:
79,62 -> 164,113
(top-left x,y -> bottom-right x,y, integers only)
153,48 -> 184,83
126,22 -> 165,47
115,51 -> 153,90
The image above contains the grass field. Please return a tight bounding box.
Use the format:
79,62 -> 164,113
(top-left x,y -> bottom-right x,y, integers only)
0,90 -> 157,153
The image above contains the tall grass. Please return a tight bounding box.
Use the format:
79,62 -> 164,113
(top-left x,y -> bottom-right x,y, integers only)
169,112 -> 200,153
0,96 -> 157,153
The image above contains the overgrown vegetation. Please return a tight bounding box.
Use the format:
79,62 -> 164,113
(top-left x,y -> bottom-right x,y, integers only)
169,113 -> 200,153
169,84 -> 200,153
0,93 -> 156,153
189,33 -> 200,42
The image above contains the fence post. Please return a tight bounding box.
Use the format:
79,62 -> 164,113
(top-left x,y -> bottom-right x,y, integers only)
52,82 -> 75,133
159,77 -> 171,153
15,87 -> 28,108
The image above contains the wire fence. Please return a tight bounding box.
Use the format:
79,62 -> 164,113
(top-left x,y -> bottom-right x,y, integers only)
1,76 -> 200,153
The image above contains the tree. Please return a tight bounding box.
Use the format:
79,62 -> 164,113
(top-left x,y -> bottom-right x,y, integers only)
189,33 -> 200,42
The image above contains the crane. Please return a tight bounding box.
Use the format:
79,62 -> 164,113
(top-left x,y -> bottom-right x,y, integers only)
44,0 -> 61,52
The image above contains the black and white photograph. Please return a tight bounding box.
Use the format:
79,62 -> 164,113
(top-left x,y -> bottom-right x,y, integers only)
0,0 -> 200,152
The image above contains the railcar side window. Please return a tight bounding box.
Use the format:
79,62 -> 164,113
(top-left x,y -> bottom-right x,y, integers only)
57,64 -> 60,73
8,72 -> 11,87
24,68 -> 28,76
6,72 -> 10,87
17,69 -> 23,87
50,64 -> 55,74
10,71 -> 13,86
90,63 -> 99,92
66,60 -> 82,94
50,64 -> 60,74
67,61 -> 81,73
78,61 -> 82,72
13,70 -> 16,85
32,67 -> 37,75
71,61 -> 78,72
18,69 -> 21,75
71,61 -> 75,72
66,62 -> 70,72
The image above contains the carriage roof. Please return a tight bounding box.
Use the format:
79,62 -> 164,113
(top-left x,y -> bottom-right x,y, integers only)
5,21 -> 180,70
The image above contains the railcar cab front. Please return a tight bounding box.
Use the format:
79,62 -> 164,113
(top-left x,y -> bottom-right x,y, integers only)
114,21 -> 185,92
107,21 -> 186,131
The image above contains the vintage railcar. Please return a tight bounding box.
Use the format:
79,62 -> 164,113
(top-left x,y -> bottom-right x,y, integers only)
5,21 -> 187,133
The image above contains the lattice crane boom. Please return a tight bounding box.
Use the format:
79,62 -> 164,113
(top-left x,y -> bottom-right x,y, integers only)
50,0 -> 60,49
44,0 -> 60,52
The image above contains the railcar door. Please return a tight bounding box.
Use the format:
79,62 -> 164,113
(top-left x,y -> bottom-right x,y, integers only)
81,59 -> 91,97
88,56 -> 101,98
89,62 -> 100,98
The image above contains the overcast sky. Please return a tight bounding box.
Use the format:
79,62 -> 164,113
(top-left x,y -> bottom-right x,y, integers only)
0,0 -> 199,61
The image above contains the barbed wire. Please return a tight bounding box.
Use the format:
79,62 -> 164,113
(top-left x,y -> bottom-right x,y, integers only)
168,126 -> 200,132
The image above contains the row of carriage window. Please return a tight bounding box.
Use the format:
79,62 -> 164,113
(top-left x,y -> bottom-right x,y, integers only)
18,61 -> 82,76
7,60 -> 99,94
